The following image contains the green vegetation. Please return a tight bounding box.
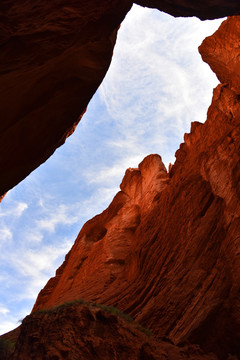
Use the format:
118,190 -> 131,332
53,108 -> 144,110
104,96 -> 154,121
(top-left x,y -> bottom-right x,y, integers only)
0,338 -> 15,360
33,298 -> 151,337
35,299 -> 89,314
135,323 -> 152,337
91,302 -> 134,324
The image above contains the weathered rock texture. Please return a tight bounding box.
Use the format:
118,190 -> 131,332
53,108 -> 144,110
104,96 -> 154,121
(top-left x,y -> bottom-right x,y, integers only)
12,302 -> 218,360
1,0 -> 240,198
199,16 -> 240,94
32,16 -> 240,359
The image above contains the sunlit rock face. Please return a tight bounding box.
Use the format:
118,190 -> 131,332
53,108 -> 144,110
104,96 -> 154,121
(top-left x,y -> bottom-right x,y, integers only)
1,0 -> 240,198
32,154 -> 169,310
32,17 -> 240,359
199,16 -> 240,94
134,0 -> 240,19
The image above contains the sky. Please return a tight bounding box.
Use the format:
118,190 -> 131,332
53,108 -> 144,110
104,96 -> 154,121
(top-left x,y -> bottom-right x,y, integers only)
0,5 -> 223,335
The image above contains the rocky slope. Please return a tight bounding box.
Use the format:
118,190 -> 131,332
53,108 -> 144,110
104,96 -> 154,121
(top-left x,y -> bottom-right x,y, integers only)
31,16 -> 240,359
12,301 -> 219,360
1,0 -> 240,197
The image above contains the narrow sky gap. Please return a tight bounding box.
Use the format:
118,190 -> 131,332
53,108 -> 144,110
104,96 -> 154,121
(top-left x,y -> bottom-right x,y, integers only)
0,5 -> 223,334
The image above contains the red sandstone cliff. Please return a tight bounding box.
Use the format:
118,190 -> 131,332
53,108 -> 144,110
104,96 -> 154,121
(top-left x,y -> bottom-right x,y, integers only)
30,16 -> 240,359
1,0 -> 240,198
2,2 -> 240,360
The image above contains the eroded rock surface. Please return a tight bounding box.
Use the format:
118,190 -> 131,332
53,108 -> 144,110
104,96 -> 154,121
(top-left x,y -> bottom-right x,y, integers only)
12,302 -> 218,360
32,17 -> 240,359
199,16 -> 240,94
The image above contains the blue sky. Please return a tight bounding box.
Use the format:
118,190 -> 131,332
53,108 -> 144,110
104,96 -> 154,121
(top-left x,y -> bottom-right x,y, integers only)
0,5 -> 223,334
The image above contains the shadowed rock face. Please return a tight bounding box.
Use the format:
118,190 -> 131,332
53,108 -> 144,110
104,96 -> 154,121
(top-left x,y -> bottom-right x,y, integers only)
0,0 -> 132,196
1,0 -> 240,197
12,302 -> 219,360
32,17 -> 240,359
135,0 -> 240,20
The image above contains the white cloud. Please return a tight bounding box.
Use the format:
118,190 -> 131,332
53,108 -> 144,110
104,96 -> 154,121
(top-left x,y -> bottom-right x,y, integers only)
0,201 -> 28,218
0,305 -> 31,334
13,202 -> 28,217
15,244 -> 70,276
99,6 -> 223,166
85,154 -> 144,186
35,204 -> 78,233
0,227 -> 12,242
0,319 -> 18,335
24,230 -> 43,244
76,186 -> 120,219
0,305 -> 9,316
0,306 -> 18,335
5,238 -> 73,303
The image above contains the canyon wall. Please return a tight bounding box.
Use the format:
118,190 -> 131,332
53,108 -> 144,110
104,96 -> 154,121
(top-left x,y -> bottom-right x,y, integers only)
1,1 -> 240,359
31,16 -> 240,359
1,0 -> 240,197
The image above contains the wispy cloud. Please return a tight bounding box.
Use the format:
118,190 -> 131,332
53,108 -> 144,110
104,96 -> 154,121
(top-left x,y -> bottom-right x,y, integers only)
0,304 -> 18,334
99,5 -> 223,168
85,154 -> 144,186
0,319 -> 18,335
0,305 -> 9,316
0,202 -> 28,218
35,203 -> 78,233
0,226 -> 12,242
11,240 -> 72,299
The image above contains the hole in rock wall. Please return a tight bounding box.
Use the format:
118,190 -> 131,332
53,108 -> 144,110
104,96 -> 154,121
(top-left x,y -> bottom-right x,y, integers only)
0,4 -> 223,335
